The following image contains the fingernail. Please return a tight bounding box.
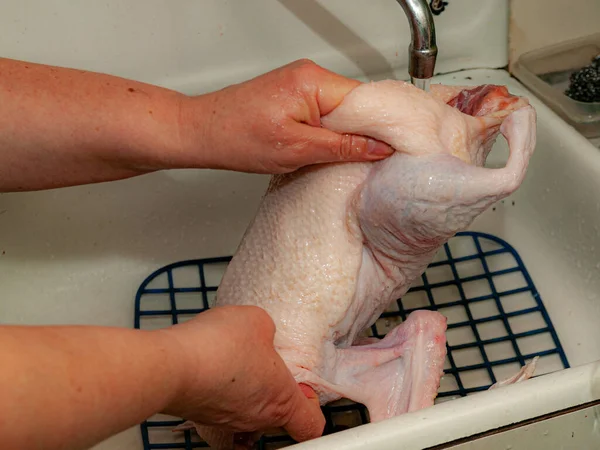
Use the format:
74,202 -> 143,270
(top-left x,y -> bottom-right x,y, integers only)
367,139 -> 394,157
298,383 -> 318,400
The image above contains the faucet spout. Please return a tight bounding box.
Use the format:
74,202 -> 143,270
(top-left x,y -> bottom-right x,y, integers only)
396,0 -> 438,90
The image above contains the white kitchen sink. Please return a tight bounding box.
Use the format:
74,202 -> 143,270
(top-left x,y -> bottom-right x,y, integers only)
1,68 -> 599,449
289,70 -> 600,450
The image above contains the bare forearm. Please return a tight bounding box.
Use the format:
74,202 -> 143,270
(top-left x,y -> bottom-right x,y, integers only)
0,57 -> 203,191
0,58 -> 394,191
0,325 -> 185,450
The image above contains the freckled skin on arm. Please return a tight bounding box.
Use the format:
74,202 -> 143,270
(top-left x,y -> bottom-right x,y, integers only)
0,325 -> 185,450
0,57 -> 189,191
0,57 -> 392,192
0,306 -> 325,450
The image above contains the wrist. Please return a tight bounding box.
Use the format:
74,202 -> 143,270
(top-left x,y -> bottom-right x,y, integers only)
175,91 -> 221,170
153,322 -> 214,416
145,327 -> 195,414
99,87 -> 209,175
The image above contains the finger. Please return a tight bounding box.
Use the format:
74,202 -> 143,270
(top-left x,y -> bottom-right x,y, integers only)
282,384 -> 325,444
260,385 -> 321,435
286,126 -> 394,168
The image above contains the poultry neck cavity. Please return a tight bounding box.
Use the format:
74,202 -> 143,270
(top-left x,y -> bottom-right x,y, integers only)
323,80 -> 530,167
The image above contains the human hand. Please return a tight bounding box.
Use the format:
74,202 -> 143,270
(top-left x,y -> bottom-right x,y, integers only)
180,59 -> 393,173
160,305 -> 325,443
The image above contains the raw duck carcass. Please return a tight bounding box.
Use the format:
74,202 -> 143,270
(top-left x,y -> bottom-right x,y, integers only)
180,80 -> 537,448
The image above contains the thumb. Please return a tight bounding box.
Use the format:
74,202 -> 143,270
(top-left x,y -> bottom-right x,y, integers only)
306,64 -> 361,116
282,383 -> 325,444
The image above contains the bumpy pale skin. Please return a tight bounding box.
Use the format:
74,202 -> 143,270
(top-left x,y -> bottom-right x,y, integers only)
195,81 -> 537,449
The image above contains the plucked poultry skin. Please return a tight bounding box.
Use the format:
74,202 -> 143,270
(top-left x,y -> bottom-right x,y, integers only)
185,80 -> 536,448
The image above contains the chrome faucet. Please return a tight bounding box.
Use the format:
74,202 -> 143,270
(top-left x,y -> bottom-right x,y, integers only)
396,0 -> 438,91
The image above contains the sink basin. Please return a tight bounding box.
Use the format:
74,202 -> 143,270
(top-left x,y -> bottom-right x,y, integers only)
0,68 -> 599,449
290,69 -> 600,449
